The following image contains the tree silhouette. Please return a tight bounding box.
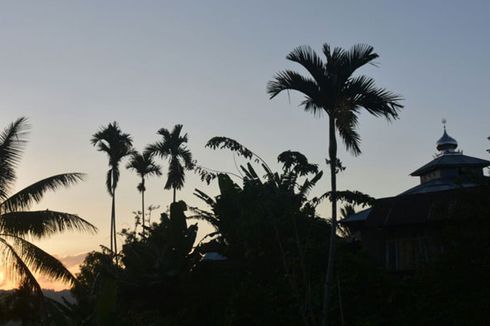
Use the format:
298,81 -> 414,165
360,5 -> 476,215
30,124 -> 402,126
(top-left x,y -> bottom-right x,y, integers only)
91,122 -> 133,258
146,124 -> 193,203
126,150 -> 161,236
194,137 -> 326,325
267,43 -> 403,326
0,117 -> 96,303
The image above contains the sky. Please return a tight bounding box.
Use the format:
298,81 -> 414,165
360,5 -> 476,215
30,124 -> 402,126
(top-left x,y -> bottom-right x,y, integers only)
0,0 -> 489,289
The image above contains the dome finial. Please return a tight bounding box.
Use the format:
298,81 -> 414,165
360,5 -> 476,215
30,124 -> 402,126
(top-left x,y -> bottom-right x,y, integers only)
442,118 -> 447,131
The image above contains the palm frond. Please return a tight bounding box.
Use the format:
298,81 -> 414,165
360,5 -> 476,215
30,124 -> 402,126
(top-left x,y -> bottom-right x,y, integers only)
286,45 -> 326,86
267,70 -> 320,105
92,122 -> 133,194
1,173 -> 85,213
91,122 -> 132,149
335,107 -> 362,156
171,124 -> 188,144
0,117 -> 30,200
106,169 -> 113,195
157,127 -> 171,140
145,141 -> 168,158
0,210 -> 97,238
1,234 -> 75,286
126,151 -> 162,178
0,236 -> 42,295
322,43 -> 346,74
344,75 -> 403,120
179,147 -> 194,170
299,97 -> 324,117
165,157 -> 185,190
342,44 -> 379,77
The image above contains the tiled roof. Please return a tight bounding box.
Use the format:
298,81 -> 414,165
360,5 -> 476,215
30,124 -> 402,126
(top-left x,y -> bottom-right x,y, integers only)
400,178 -> 484,195
410,154 -> 490,176
342,187 -> 485,228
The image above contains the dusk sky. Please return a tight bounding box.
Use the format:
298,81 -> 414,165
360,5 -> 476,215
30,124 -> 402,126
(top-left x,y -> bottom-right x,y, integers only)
1,1 -> 489,289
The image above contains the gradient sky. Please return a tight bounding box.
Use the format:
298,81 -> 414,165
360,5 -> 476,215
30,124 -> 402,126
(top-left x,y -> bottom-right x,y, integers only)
1,1 -> 489,289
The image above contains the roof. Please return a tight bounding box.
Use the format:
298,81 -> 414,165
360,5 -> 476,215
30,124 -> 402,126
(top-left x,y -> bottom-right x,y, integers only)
341,208 -> 371,224
343,187 -> 485,228
400,177 -> 485,195
410,153 -> 490,176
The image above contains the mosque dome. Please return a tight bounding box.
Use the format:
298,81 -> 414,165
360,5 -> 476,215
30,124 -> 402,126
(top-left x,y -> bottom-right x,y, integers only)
436,126 -> 458,153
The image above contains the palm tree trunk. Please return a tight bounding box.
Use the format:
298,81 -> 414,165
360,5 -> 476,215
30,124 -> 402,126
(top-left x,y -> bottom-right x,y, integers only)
112,187 -> 118,263
110,193 -> 114,254
141,178 -> 145,237
173,187 -> 176,203
321,115 -> 338,326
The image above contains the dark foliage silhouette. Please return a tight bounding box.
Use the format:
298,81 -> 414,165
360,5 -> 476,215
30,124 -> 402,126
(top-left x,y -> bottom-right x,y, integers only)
126,150 -> 162,237
146,124 -> 194,203
72,202 -> 198,325
0,117 -> 96,322
91,122 -> 133,258
267,43 -> 403,325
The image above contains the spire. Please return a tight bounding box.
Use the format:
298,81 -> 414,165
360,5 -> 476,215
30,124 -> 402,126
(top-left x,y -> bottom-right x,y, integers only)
436,119 -> 458,154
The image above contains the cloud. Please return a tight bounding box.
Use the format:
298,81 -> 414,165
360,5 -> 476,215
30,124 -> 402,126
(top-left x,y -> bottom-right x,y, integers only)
0,252 -> 89,291
35,252 -> 89,291
55,253 -> 88,272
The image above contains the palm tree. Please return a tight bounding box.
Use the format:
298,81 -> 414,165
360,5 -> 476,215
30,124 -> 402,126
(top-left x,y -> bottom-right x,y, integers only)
0,117 -> 96,301
146,124 -> 193,203
267,43 -> 403,326
126,150 -> 161,236
91,122 -> 133,259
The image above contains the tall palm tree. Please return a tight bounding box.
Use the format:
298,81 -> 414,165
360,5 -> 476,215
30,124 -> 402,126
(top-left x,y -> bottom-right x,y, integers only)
126,150 -> 161,236
267,43 -> 403,326
0,117 -> 96,299
146,124 -> 193,203
91,122 -> 133,258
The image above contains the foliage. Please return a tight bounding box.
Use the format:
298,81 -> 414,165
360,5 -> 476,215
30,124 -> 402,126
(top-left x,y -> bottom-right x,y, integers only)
70,248 -> 121,325
268,43 -> 403,325
0,118 -> 96,322
91,121 -> 133,257
72,202 -> 198,325
91,122 -> 133,196
126,151 -> 162,194
146,124 -> 194,202
126,150 -> 162,236
0,285 -> 75,325
191,143 -> 331,325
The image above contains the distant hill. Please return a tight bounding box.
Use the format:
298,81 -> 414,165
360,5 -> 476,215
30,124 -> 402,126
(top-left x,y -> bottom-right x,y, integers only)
0,289 -> 75,304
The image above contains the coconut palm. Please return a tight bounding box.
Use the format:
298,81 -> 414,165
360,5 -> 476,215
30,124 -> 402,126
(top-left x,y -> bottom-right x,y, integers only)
146,124 -> 193,203
91,122 -> 133,258
126,150 -> 161,236
0,117 -> 96,299
267,43 -> 403,325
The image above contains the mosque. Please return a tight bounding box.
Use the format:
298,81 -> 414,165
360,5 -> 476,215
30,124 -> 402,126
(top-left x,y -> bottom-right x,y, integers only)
342,123 -> 490,271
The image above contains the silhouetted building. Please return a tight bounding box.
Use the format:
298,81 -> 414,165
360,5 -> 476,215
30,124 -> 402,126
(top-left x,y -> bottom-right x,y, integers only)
342,125 -> 490,272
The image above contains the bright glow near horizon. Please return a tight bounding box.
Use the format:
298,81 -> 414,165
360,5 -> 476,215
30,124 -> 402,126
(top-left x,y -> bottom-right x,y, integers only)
1,0 -> 490,289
